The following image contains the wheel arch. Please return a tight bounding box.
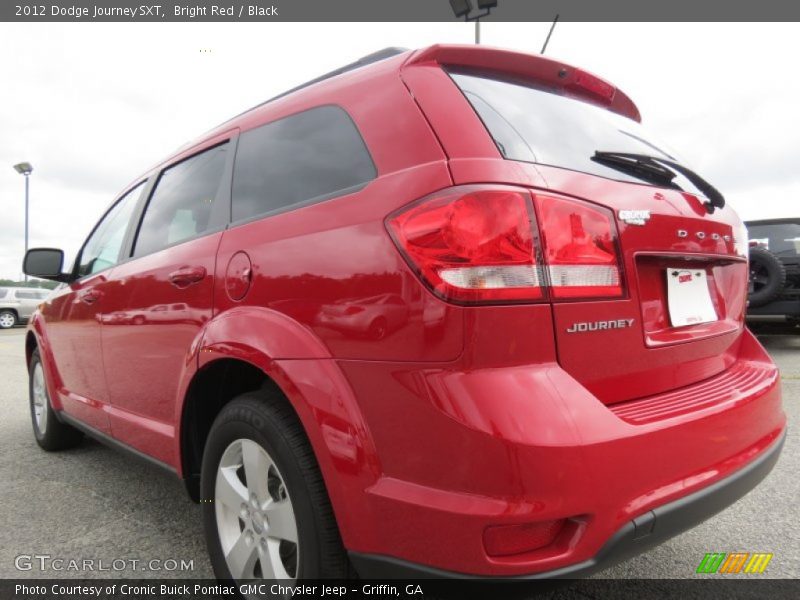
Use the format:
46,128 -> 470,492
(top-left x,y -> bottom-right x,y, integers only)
176,306 -> 382,549
24,316 -> 66,411
25,329 -> 37,368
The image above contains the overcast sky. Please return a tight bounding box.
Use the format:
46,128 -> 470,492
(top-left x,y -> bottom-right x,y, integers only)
0,22 -> 798,279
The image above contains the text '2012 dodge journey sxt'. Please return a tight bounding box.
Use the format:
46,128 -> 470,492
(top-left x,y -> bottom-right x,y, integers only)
24,45 -> 785,581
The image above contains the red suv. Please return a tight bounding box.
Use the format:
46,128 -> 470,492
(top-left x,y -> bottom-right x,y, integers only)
23,45 -> 785,581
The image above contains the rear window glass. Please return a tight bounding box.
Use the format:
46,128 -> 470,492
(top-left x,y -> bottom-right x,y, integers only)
747,223 -> 800,257
232,105 -> 376,222
449,70 -> 699,190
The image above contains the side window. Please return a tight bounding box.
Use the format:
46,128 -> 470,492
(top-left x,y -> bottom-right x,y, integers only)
232,105 -> 376,222
0,288 -> 7,299
133,143 -> 228,258
77,182 -> 145,278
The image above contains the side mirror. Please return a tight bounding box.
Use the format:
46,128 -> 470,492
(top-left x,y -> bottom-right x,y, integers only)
23,248 -> 70,282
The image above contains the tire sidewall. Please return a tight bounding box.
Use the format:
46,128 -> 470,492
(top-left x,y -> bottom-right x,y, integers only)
201,398 -> 324,581
29,350 -> 52,443
749,247 -> 786,307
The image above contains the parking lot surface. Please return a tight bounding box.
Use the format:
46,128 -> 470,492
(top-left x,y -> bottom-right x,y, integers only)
0,326 -> 797,580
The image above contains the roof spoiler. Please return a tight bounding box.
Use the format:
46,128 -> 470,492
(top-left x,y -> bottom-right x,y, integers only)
404,44 -> 641,123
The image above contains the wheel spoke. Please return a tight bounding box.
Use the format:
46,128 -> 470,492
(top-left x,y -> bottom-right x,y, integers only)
216,466 -> 249,510
242,439 -> 272,503
226,530 -> 259,579
257,542 -> 278,579
265,499 -> 298,544
216,437 -> 299,582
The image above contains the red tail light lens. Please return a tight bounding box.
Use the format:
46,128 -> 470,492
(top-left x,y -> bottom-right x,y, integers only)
388,187 -> 624,304
387,186 -> 543,304
535,195 -> 623,299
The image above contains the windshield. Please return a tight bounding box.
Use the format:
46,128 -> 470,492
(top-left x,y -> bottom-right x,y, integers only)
449,69 -> 701,192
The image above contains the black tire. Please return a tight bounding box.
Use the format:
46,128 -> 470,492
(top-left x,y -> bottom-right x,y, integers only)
0,309 -> 17,329
29,348 -> 83,451
748,246 -> 786,307
201,390 -> 349,581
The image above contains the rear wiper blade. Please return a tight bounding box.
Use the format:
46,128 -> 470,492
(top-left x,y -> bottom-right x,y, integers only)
593,151 -> 725,213
592,152 -> 678,188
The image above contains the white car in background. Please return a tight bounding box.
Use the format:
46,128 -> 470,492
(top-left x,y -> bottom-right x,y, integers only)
0,287 -> 51,329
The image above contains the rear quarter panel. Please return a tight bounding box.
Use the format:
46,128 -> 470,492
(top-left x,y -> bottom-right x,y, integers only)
213,55 -> 462,362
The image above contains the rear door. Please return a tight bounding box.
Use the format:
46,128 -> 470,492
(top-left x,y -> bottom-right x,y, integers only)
100,135 -> 234,464
409,62 -> 749,404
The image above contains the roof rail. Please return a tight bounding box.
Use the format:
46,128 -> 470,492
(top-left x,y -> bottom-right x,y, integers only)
267,47 -> 409,104
189,47 -> 410,151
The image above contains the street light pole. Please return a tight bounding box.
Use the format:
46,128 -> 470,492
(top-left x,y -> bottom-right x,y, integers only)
24,173 -> 29,280
449,0 -> 496,45
13,162 -> 34,282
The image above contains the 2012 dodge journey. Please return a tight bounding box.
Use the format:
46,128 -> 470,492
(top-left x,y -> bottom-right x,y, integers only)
23,45 -> 786,581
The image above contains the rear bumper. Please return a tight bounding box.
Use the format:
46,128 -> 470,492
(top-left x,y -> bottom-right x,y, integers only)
350,428 -> 786,578
331,328 -> 785,577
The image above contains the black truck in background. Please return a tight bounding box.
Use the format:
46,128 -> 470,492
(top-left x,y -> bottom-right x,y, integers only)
747,218 -> 800,325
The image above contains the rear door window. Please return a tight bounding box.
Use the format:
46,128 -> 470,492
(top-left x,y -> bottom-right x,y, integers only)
231,105 -> 376,222
133,143 -> 228,257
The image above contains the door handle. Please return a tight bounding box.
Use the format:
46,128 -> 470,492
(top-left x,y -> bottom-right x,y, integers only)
80,290 -> 102,304
169,266 -> 207,288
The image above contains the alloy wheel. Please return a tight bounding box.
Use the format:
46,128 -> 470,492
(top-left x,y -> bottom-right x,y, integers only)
215,438 -> 299,580
31,362 -> 48,434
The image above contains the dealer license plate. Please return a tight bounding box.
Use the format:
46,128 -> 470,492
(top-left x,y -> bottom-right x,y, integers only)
666,268 -> 718,327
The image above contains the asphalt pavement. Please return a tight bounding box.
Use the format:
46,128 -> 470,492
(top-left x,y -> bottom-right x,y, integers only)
0,326 -> 796,581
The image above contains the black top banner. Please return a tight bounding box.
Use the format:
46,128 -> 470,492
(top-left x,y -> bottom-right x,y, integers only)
3,0 -> 800,22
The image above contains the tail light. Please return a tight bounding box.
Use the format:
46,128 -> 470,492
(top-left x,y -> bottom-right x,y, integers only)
387,185 -> 624,304
387,186 -> 542,304
536,195 -> 623,299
